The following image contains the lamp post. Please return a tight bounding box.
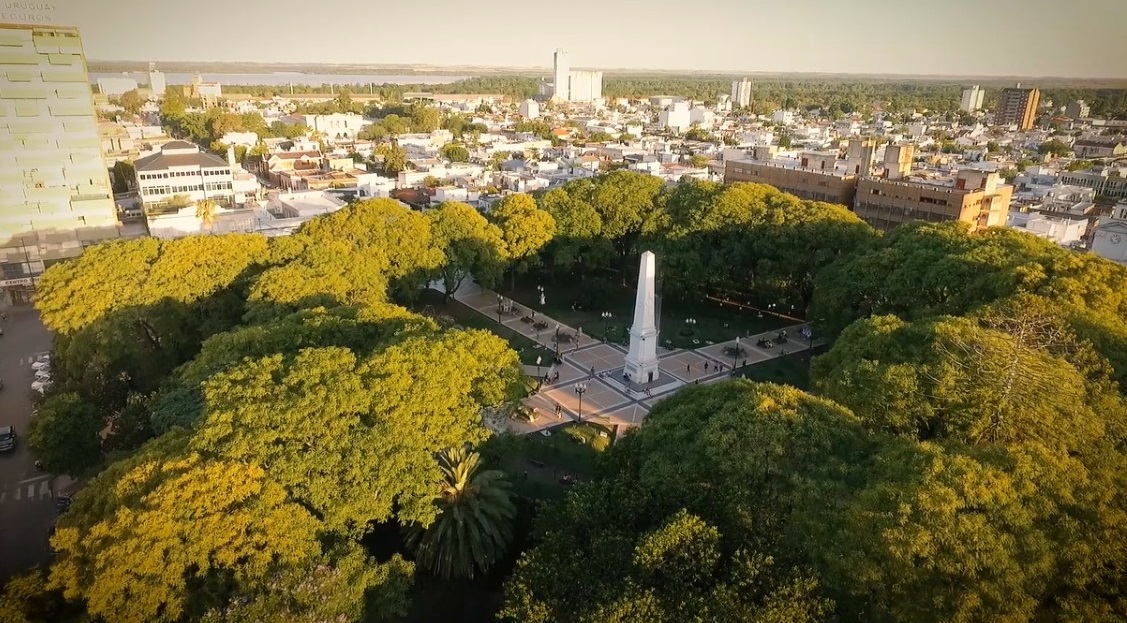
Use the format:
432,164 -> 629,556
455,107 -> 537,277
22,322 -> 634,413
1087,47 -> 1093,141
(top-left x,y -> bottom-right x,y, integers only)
732,336 -> 740,374
496,294 -> 503,324
601,311 -> 613,342
537,284 -> 545,307
535,355 -> 542,382
574,382 -> 588,420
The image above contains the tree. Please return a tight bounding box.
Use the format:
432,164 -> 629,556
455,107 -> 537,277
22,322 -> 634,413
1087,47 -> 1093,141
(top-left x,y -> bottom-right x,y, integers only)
429,201 -> 507,301
490,193 -> 556,288
405,445 -> 516,579
376,142 -> 407,175
195,198 -> 218,232
27,392 -> 103,475
439,141 -> 470,163
49,432 -> 324,623
410,103 -> 441,133
118,89 -> 144,115
1038,138 -> 1072,157
684,127 -> 712,142
110,160 -> 134,194
689,154 -> 709,167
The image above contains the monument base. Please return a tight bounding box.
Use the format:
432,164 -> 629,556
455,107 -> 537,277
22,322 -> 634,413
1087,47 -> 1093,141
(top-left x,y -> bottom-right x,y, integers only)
603,366 -> 684,397
624,358 -> 660,385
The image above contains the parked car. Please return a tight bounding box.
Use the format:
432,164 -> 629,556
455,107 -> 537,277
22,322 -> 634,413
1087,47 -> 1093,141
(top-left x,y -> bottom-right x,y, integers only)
31,354 -> 50,370
0,426 -> 15,452
31,379 -> 51,394
34,369 -> 51,381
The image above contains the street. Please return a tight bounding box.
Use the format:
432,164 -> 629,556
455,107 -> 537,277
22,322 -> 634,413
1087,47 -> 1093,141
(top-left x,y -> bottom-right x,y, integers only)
0,304 -> 57,580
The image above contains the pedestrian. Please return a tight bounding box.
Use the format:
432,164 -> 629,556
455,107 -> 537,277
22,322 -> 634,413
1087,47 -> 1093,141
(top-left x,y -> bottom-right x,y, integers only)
590,366 -> 595,378
34,460 -> 44,471
686,363 -> 691,374
704,361 -> 709,372
553,370 -> 560,382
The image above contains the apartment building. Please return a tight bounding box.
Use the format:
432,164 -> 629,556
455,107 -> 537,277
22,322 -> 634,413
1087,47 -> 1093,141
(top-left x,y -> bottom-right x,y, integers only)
134,141 -> 240,209
723,140 -> 877,206
855,152 -> 1012,233
960,85 -> 984,113
731,78 -> 751,108
0,22 -> 121,303
996,86 -> 1041,130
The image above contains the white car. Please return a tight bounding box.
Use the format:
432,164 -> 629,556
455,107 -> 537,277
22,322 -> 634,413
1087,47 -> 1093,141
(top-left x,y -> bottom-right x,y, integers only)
31,379 -> 51,394
34,369 -> 51,380
32,361 -> 50,372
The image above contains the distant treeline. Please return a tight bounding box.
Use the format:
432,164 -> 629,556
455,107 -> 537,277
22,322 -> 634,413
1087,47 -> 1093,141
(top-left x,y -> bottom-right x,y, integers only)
215,76 -> 1127,119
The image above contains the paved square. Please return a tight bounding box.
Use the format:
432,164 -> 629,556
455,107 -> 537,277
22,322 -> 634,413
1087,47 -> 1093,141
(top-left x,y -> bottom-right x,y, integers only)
538,378 -> 628,419
566,343 -> 627,376
663,350 -> 725,382
697,339 -> 773,366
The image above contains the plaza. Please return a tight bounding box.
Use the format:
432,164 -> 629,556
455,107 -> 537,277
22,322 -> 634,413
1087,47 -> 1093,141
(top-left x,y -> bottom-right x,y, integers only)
450,280 -> 818,435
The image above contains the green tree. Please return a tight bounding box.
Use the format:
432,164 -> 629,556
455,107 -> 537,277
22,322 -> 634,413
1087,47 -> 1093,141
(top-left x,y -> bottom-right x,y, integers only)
1038,138 -> 1072,157
117,89 -> 144,115
406,445 -> 516,579
490,193 -> 556,289
26,392 -> 103,475
689,154 -> 709,167
429,201 -> 507,301
410,104 -> 441,133
439,141 -> 470,163
376,142 -> 408,175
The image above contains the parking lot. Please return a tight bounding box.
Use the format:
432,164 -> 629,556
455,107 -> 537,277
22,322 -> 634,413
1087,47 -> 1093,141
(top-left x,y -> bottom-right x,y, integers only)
0,304 -> 57,580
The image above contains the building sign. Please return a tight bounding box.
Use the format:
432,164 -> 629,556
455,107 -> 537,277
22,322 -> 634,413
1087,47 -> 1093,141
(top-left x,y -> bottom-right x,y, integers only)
1,2 -> 57,23
0,277 -> 35,287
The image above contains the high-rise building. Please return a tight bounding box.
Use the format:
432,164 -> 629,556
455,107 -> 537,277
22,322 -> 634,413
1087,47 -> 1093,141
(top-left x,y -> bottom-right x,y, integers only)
0,22 -> 120,303
960,85 -> 984,113
552,48 -> 570,101
731,78 -> 751,108
567,70 -> 602,101
148,61 -> 166,96
996,85 -> 1041,130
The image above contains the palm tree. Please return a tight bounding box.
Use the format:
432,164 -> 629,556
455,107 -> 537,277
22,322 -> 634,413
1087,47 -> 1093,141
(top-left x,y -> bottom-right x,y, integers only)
405,444 -> 516,580
195,199 -> 217,233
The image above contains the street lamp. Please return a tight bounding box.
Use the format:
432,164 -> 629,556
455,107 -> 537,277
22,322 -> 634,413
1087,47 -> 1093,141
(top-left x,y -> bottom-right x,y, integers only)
535,355 -> 542,381
496,294 -> 503,324
685,317 -> 697,328
574,382 -> 588,420
537,284 -> 545,307
601,311 -> 613,342
732,336 -> 740,374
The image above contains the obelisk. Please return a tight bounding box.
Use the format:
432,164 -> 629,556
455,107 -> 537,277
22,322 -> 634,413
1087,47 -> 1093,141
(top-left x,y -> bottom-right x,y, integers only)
625,251 -> 660,384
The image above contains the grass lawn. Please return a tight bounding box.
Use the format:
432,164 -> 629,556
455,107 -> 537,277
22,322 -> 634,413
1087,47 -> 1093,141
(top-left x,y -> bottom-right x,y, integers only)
733,345 -> 828,390
501,274 -> 793,349
412,289 -> 551,366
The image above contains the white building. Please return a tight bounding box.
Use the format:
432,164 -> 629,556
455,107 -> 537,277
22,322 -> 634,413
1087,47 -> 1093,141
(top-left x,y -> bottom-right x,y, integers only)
134,141 -> 245,208
220,131 -> 259,148
1006,210 -> 1087,246
287,113 -> 368,139
731,78 -> 751,108
660,102 -> 691,132
773,110 -> 795,124
689,106 -> 715,127
97,75 -> 138,96
1091,204 -> 1127,264
147,62 -> 165,96
519,99 -> 540,120
960,85 -> 985,113
553,49 -> 570,101
567,70 -> 603,102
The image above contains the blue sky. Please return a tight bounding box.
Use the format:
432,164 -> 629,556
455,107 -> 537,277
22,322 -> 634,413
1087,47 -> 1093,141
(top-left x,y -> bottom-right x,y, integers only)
25,0 -> 1127,77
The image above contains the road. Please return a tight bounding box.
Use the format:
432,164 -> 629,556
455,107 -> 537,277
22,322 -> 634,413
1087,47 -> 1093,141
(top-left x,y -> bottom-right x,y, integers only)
0,304 -> 56,580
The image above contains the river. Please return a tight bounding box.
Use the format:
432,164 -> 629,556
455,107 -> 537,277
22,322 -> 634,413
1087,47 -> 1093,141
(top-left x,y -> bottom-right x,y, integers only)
88,72 -> 474,87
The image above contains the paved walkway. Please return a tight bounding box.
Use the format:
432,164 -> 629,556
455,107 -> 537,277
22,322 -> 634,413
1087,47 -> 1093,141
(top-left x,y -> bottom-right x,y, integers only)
448,282 -> 819,435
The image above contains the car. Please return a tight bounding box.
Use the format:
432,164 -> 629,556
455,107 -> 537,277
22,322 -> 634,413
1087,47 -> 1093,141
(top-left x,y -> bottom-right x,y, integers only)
31,379 -> 51,394
539,429 -> 552,437
0,426 -> 15,452
34,369 -> 51,380
32,360 -> 50,372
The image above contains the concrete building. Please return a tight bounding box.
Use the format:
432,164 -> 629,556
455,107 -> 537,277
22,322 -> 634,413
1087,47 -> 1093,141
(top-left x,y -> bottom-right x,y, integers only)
731,78 -> 751,108
1091,202 -> 1127,265
772,110 -> 794,124
519,99 -> 540,119
1065,100 -> 1090,119
567,70 -> 603,102
996,86 -> 1040,130
187,73 -> 222,108
147,62 -> 165,96
133,141 -> 242,209
1006,210 -> 1088,246
659,102 -> 691,132
285,112 -> 367,139
1072,138 -> 1127,158
1,23 -> 121,302
96,74 -> 138,96
960,85 -> 985,113
724,145 -> 861,206
552,48 -> 569,101
855,167 -> 1012,233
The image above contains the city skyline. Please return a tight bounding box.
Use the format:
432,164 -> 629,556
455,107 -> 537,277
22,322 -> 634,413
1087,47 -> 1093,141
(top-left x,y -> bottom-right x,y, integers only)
18,0 -> 1127,78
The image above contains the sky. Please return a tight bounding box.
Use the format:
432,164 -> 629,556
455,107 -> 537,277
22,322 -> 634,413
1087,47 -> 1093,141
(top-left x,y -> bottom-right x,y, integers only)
13,0 -> 1127,78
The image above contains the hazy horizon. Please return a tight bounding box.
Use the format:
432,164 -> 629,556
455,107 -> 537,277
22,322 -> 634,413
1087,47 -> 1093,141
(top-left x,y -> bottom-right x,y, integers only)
12,0 -> 1127,78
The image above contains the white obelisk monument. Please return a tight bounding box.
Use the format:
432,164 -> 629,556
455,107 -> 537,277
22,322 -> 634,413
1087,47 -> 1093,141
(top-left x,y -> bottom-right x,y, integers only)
625,251 -> 660,384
